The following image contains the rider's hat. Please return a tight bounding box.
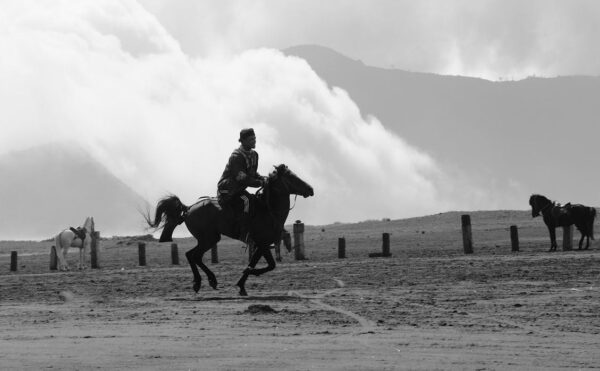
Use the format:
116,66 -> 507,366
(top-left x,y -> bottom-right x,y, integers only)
239,128 -> 255,142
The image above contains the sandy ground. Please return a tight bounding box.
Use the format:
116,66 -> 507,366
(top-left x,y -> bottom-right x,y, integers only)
2,212 -> 600,370
2,255 -> 600,370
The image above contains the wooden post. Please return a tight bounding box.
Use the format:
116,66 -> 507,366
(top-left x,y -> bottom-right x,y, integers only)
91,231 -> 100,269
171,243 -> 179,265
211,244 -> 218,264
563,225 -> 573,251
50,245 -> 57,270
10,251 -> 17,272
293,220 -> 306,260
138,242 -> 146,266
368,233 -> 393,257
382,233 -> 391,256
510,225 -> 519,252
461,215 -> 473,254
338,237 -> 346,259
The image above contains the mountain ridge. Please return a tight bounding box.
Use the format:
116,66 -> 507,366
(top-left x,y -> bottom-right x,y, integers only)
0,143 -> 150,240
284,44 -> 600,207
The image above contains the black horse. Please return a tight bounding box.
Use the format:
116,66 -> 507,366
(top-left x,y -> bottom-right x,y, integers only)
563,202 -> 596,250
147,164 -> 314,296
529,194 -> 596,251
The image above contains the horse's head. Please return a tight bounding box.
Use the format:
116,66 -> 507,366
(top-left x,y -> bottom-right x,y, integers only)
529,194 -> 551,218
83,216 -> 95,235
268,164 -> 314,198
529,195 -> 539,217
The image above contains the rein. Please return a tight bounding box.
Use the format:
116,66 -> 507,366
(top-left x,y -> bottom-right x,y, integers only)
289,194 -> 298,211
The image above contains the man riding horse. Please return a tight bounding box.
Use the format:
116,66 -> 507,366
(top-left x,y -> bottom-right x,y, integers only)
217,128 -> 266,246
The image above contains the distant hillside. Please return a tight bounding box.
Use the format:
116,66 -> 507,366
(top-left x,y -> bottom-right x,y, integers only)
284,45 -> 600,206
0,143 -> 150,240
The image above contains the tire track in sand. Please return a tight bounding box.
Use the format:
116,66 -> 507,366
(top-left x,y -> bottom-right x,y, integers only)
288,278 -> 376,330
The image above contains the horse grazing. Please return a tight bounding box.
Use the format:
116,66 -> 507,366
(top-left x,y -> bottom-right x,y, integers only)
563,202 -> 596,250
529,194 -> 596,251
147,164 -> 314,296
54,216 -> 95,271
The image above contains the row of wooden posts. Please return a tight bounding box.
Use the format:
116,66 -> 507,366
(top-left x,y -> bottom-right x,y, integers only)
7,219 -> 389,272
6,216 -> 577,272
460,214 -> 575,253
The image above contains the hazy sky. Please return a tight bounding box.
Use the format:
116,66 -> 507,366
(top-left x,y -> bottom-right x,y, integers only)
1,1 -> 597,226
139,0 -> 600,80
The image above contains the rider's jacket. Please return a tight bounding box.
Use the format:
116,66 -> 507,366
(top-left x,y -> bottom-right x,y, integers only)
217,146 -> 263,204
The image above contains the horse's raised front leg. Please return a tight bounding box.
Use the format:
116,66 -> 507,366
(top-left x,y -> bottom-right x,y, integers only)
246,247 -> 276,277
236,246 -> 262,296
236,245 -> 276,296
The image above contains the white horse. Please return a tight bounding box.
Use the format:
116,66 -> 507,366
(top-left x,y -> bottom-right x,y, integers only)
53,217 -> 95,271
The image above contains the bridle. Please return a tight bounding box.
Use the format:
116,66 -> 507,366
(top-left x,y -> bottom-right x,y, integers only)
262,169 -> 299,213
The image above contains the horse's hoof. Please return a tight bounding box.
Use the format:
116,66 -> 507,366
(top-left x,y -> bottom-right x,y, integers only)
238,287 -> 248,296
192,281 -> 201,293
209,280 -> 218,290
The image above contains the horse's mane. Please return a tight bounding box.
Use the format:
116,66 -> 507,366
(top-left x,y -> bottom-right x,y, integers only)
530,194 -> 552,204
255,164 -> 289,205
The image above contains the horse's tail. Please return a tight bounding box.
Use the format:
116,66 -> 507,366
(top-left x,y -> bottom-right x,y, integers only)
54,232 -> 62,253
146,195 -> 188,243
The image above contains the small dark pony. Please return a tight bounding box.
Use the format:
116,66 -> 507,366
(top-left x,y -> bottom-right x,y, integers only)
529,194 -> 596,251
564,202 -> 596,250
147,164 -> 314,296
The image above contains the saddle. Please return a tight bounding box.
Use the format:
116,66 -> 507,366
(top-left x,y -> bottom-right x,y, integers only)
196,196 -> 221,210
550,204 -> 570,225
69,227 -> 87,241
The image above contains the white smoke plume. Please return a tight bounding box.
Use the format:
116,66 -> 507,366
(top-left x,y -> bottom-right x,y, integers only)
0,0 -> 519,226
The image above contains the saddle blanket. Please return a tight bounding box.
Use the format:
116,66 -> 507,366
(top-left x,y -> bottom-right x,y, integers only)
195,196 -> 221,210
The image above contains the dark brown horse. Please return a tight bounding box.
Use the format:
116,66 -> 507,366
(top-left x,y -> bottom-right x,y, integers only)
529,194 -> 596,251
147,164 -> 314,296
564,202 -> 596,250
